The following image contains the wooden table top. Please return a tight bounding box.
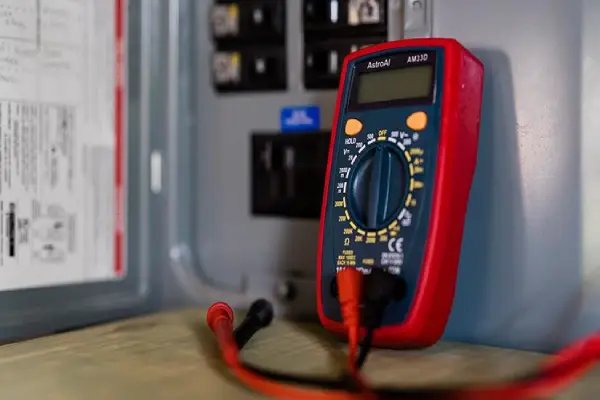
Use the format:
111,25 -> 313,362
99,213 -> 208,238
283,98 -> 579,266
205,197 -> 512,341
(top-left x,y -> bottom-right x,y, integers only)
0,309 -> 597,399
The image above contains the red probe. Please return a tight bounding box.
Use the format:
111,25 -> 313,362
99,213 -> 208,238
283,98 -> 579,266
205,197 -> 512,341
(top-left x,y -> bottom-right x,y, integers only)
207,269 -> 600,399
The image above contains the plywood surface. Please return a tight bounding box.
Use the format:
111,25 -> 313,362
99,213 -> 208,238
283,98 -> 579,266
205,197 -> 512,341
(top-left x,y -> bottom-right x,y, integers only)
0,309 -> 597,399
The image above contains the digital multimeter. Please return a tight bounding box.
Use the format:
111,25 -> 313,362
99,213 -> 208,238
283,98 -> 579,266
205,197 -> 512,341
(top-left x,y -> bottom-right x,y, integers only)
317,38 -> 484,348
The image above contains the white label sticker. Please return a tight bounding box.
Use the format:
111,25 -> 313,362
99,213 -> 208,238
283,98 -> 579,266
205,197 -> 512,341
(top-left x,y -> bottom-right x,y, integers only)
0,0 -> 125,291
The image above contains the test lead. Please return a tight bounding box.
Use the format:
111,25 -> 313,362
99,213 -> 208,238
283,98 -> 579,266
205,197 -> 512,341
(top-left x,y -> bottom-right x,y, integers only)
208,296 -> 600,399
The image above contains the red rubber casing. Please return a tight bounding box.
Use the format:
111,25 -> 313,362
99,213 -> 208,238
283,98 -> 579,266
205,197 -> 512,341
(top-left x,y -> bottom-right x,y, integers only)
316,38 -> 484,348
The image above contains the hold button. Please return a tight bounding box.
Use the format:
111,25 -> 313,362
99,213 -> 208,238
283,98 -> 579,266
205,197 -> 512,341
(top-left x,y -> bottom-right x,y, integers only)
344,118 -> 363,136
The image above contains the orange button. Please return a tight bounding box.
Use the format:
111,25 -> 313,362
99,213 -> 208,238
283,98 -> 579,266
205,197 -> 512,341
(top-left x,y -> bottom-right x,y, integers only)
344,118 -> 363,136
406,111 -> 427,131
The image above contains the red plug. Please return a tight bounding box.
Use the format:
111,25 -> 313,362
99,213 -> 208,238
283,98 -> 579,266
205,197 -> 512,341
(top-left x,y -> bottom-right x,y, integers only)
207,302 -> 234,330
207,302 -> 238,365
336,268 -> 364,373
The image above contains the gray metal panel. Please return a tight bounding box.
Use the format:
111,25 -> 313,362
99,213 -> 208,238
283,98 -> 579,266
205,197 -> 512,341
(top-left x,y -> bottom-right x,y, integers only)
580,0 -> 600,329
435,0 -> 600,352
0,0 -> 163,340
162,0 -> 600,353
161,0 -> 330,317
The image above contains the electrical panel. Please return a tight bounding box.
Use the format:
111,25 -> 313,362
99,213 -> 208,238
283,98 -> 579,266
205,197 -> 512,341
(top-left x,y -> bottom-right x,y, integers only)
210,0 -> 287,92
303,0 -> 388,89
144,0 -> 600,357
150,0 -> 600,354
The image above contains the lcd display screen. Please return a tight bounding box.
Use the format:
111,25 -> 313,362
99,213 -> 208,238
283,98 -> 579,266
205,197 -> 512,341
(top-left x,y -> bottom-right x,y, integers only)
356,65 -> 433,104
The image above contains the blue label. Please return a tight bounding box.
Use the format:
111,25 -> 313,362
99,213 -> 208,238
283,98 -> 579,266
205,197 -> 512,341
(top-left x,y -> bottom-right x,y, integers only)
280,105 -> 320,132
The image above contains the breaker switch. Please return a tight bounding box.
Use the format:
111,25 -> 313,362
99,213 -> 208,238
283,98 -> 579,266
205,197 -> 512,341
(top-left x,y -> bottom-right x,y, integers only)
304,39 -> 385,89
211,1 -> 285,45
251,132 -> 331,219
212,47 -> 286,92
303,0 -> 387,40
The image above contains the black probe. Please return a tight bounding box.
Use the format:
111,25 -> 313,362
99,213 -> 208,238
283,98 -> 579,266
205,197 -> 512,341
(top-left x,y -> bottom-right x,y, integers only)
233,298 -> 274,349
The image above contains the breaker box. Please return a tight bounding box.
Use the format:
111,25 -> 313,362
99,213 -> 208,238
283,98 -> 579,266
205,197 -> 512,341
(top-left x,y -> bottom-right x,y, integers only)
5,0 -> 600,355
177,0 -> 600,353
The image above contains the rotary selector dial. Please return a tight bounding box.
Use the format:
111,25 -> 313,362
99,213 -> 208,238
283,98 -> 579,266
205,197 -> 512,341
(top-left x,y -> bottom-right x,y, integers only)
333,121 -> 427,276
348,143 -> 406,231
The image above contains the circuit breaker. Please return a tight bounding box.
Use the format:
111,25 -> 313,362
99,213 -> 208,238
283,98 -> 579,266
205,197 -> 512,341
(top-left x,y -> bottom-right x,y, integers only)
212,48 -> 287,92
210,0 -> 287,92
304,0 -> 387,36
304,38 -> 386,89
303,0 -> 388,89
211,1 -> 285,43
251,132 -> 331,218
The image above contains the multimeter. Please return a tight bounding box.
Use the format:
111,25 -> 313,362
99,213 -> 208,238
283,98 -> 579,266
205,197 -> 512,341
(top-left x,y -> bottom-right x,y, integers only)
210,38 -> 596,399
317,38 -> 484,348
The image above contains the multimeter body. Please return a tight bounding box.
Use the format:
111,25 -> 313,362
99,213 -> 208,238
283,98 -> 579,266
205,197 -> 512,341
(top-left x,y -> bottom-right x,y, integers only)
317,38 -> 484,348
